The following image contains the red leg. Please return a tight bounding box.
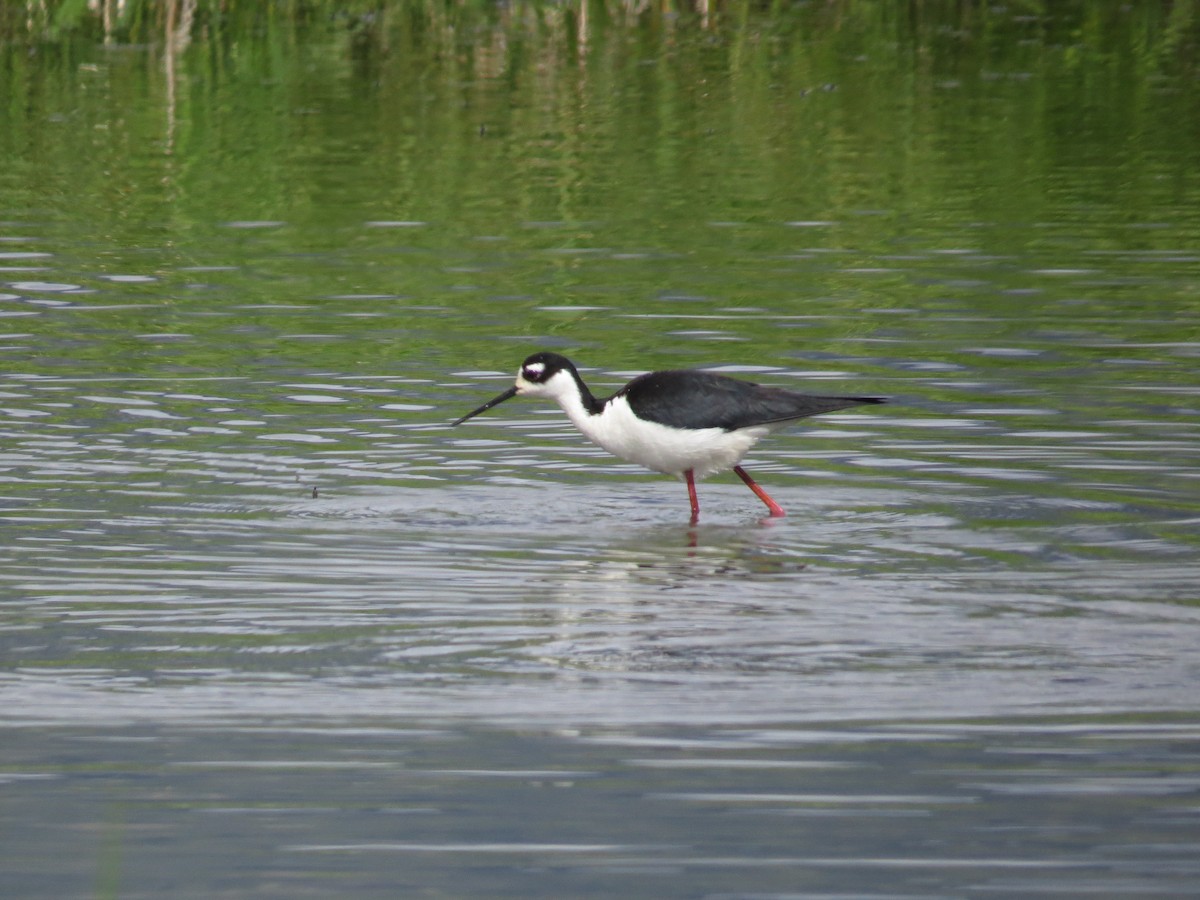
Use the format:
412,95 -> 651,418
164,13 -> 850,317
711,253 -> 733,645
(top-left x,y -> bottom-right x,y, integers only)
734,465 -> 786,517
685,469 -> 700,522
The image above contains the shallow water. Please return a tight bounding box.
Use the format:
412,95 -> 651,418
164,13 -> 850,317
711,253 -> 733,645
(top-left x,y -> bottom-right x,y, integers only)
3,3 -> 1200,897
4,297 -> 1198,898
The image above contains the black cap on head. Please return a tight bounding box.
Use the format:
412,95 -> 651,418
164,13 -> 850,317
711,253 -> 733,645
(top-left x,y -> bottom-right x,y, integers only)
518,352 -> 574,385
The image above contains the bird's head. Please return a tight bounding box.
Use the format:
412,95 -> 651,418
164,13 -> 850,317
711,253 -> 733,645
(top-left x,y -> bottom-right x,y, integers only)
451,352 -> 581,425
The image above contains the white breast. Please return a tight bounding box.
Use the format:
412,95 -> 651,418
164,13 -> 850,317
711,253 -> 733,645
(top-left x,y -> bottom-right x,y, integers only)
560,394 -> 768,479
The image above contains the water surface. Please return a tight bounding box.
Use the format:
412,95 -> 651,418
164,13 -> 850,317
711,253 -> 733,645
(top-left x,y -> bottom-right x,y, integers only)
2,3 -> 1200,897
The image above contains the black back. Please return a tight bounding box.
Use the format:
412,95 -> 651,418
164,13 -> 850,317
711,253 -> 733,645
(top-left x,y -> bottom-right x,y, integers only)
615,369 -> 883,431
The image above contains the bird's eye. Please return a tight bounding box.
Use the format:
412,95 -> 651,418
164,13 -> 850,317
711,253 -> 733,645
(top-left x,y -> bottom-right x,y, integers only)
522,362 -> 547,381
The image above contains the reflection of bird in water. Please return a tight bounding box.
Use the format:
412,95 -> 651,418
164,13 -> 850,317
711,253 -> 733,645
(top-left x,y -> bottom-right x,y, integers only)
453,352 -> 884,521
545,524 -> 809,599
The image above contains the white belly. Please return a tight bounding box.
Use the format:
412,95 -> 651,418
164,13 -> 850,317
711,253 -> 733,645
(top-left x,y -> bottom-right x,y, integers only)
562,395 -> 769,479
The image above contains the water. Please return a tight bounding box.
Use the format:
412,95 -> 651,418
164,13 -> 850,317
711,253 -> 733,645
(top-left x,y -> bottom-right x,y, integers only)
3,3 -> 1200,897
4,722 -> 1199,898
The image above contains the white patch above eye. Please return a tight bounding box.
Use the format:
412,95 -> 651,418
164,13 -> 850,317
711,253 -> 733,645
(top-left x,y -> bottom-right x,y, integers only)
523,361 -> 546,379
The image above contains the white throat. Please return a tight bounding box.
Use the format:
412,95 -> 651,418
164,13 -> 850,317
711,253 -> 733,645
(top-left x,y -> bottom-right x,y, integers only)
517,368 -> 595,429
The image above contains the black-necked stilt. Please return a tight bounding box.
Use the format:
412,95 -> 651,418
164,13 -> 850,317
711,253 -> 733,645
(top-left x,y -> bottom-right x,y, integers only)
452,352 -> 884,520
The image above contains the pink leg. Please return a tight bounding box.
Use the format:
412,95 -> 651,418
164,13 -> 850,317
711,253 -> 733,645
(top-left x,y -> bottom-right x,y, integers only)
685,469 -> 700,522
734,465 -> 786,517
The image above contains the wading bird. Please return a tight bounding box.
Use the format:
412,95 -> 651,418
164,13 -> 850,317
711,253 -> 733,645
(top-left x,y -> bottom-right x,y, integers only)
452,352 -> 884,520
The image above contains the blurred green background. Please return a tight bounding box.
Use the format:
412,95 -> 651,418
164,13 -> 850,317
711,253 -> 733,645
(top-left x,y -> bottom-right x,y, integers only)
3,1 -> 1198,379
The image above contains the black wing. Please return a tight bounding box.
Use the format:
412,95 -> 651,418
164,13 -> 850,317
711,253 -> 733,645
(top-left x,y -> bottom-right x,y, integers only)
616,370 -> 884,432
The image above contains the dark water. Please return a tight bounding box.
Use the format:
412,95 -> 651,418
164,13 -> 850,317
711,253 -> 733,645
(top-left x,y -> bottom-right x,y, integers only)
3,3 -> 1200,897
5,721 -> 1200,897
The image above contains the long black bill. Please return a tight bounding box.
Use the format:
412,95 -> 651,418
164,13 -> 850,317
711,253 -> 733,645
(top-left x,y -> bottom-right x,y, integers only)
450,386 -> 518,426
